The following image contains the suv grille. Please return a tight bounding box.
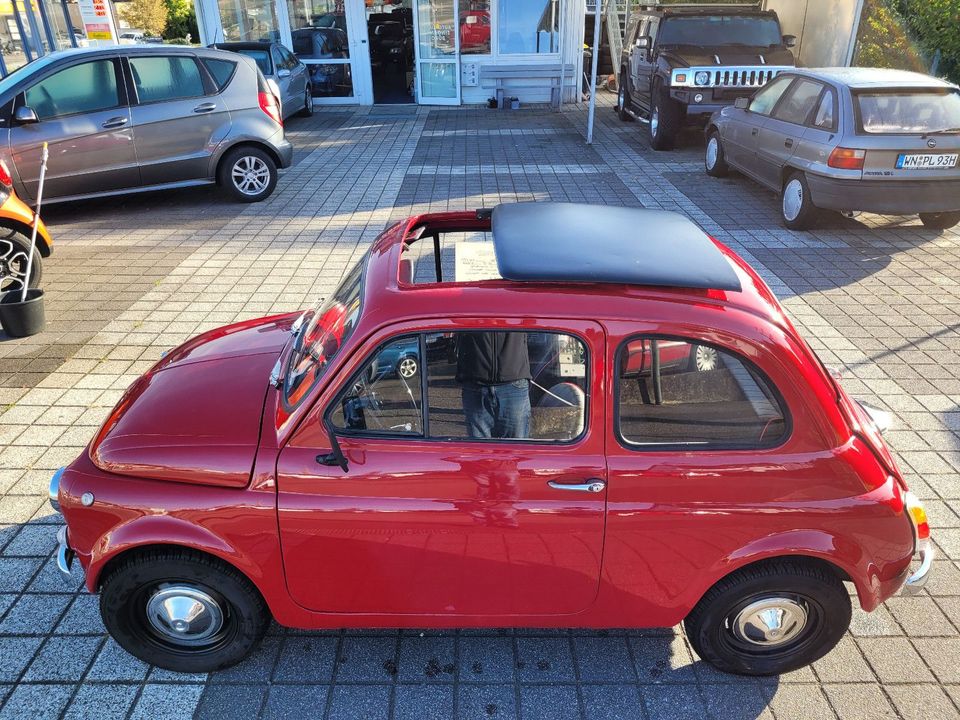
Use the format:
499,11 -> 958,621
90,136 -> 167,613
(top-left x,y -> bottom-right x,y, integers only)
671,66 -> 792,89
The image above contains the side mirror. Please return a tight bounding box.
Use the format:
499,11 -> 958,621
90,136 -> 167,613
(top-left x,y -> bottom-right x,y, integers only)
277,68 -> 291,78
14,106 -> 39,125
635,36 -> 651,50
783,34 -> 796,48
734,97 -> 750,110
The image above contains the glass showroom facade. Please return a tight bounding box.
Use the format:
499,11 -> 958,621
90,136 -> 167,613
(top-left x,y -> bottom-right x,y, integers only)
193,0 -> 585,105
0,0 -> 76,76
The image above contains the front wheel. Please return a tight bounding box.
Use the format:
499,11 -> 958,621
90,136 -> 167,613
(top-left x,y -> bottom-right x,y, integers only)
617,78 -> 634,122
919,211 -> 960,231
683,559 -> 850,676
648,85 -> 682,151
704,131 -> 729,178
219,146 -> 279,203
100,549 -> 270,673
781,171 -> 820,230
0,227 -> 42,292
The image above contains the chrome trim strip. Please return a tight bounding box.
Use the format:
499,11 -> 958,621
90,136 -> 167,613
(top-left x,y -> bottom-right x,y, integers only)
857,401 -> 893,434
671,66 -> 792,88
56,526 -> 74,576
48,467 -> 64,512
903,541 -> 933,595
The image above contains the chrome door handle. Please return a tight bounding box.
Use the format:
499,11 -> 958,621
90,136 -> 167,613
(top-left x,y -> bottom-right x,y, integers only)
751,128 -> 759,136
547,480 -> 606,493
101,116 -> 128,129
784,138 -> 794,148
194,103 -> 217,113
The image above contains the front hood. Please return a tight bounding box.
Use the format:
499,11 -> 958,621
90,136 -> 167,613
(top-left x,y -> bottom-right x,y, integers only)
90,313 -> 299,488
661,46 -> 794,68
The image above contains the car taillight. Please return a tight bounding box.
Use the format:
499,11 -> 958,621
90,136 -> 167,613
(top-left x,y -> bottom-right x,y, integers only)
904,491 -> 930,542
828,147 -> 865,170
0,160 -> 12,189
259,91 -> 282,127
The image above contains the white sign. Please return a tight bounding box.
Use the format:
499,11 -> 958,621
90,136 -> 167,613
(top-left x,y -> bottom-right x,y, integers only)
455,242 -> 501,282
78,0 -> 119,44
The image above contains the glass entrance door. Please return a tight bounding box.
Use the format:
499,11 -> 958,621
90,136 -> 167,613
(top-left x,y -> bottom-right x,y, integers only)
413,0 -> 460,104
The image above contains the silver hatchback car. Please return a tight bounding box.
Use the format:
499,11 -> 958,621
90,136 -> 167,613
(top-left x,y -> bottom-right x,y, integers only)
705,68 -> 960,230
0,45 -> 293,204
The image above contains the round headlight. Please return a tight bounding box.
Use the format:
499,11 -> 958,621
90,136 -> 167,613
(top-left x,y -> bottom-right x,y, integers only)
694,71 -> 711,86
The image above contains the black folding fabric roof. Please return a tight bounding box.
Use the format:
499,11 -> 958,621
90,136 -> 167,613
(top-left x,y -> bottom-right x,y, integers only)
490,202 -> 742,292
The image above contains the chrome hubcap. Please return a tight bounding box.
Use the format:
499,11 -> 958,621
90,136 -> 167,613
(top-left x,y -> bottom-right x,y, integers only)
732,597 -> 808,647
618,86 -> 624,109
231,156 -> 271,196
651,107 -> 659,136
398,358 -> 417,378
306,91 -> 313,111
694,345 -> 719,372
0,238 -> 28,292
783,179 -> 803,222
146,585 -> 224,646
706,138 -> 719,169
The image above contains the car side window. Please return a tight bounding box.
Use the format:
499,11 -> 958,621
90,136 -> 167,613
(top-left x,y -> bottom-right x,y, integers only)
616,336 -> 788,449
271,47 -> 286,71
812,88 -> 836,130
749,75 -> 793,116
202,58 -> 238,90
23,59 -> 120,120
328,336 -> 423,435
129,56 -> 206,103
280,47 -> 300,69
425,330 -> 589,442
772,79 -> 824,125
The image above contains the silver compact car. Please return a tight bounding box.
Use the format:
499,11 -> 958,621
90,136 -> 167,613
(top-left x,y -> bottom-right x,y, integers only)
705,68 -> 960,230
209,41 -> 313,119
0,45 -> 294,204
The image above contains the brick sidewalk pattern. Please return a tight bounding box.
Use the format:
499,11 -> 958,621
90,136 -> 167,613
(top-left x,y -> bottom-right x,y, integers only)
0,96 -> 957,719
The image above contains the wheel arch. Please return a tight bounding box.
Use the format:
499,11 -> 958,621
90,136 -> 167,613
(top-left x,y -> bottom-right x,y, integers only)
779,165 -> 803,192
214,141 -> 283,184
0,217 -> 52,257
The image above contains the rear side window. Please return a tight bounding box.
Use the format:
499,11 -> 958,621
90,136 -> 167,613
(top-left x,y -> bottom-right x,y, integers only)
203,58 -> 238,90
812,89 -> 835,130
616,337 -> 788,449
856,89 -> 960,134
24,59 -> 120,120
129,56 -> 206,103
772,79 -> 823,125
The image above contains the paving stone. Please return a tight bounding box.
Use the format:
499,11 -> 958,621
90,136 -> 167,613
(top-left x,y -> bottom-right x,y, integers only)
22,635 -> 101,681
459,636 -> 515,683
812,636 -> 877,683
857,638 -> 936,683
0,683 -> 73,720
0,636 -> 42,681
581,683 -> 645,720
0,558 -> 42,593
519,685 -> 580,720
885,596 -> 958,636
641,683 -> 706,720
574,636 -> 635,683
397,635 -> 456,683
886,684 -> 960,720
761,684 -> 837,720
630,634 -> 697,684
700,684 -> 775,720
208,634 -> 281,683
271,635 -> 337,683
0,593 -> 71,634
55,594 -> 105,635
912,638 -> 960,683
515,637 -> 576,683
261,685 -> 328,719
823,683 -> 897,719
327,684 -> 390,720
129,683 -> 205,720
195,685 -> 267,720
64,683 -> 139,720
335,636 -> 398,683
85,637 -> 149,681
458,683 -> 518,720
393,683 -> 454,720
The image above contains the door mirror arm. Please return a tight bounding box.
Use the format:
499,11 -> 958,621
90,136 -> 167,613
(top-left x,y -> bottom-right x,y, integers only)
317,420 -> 349,472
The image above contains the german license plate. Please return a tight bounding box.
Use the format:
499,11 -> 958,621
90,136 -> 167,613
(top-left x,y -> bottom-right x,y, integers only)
896,153 -> 958,169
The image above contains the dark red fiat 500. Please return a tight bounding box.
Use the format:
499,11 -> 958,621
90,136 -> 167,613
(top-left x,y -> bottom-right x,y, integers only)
50,203 -> 931,676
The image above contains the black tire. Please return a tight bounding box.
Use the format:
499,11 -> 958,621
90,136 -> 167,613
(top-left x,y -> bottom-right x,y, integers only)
617,75 -> 634,122
684,559 -> 851,676
919,211 -> 960,231
704,130 -> 729,178
781,171 -> 820,230
100,548 -> 270,673
0,226 -> 42,291
648,82 -> 682,151
298,88 -> 314,118
218,146 -> 279,203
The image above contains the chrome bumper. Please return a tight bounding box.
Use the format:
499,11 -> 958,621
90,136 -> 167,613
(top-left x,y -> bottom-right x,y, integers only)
49,467 -> 64,512
56,526 -> 74,576
902,541 -> 934,595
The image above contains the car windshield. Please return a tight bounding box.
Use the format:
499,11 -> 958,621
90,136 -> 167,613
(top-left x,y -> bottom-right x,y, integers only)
236,49 -> 272,75
282,254 -> 366,409
856,89 -> 960,134
659,15 -> 782,47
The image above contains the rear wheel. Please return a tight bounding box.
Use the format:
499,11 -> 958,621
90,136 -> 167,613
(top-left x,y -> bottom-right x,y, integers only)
617,77 -> 634,122
219,146 -> 278,203
0,227 -> 41,292
684,559 -> 850,676
781,171 -> 820,230
704,131 -> 729,178
100,549 -> 270,673
919,211 -> 960,230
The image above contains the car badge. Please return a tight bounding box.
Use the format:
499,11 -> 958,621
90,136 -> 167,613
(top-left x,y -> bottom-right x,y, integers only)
927,138 -> 937,149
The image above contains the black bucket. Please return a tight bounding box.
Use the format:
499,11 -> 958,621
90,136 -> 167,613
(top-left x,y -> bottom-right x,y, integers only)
0,289 -> 45,337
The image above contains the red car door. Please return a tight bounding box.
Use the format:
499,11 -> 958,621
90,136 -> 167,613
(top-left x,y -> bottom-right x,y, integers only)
275,319 -> 607,618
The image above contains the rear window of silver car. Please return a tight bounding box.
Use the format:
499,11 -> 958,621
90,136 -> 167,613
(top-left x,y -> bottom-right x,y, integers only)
856,88 -> 960,134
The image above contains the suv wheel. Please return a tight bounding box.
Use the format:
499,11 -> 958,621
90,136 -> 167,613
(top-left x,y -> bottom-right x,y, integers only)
219,147 -> 279,203
919,211 -> 960,231
617,78 -> 634,122
704,131 -> 729,178
0,227 -> 41,292
100,549 -> 270,673
684,560 -> 850,676
648,84 -> 681,151
781,171 -> 819,230
299,88 -> 314,118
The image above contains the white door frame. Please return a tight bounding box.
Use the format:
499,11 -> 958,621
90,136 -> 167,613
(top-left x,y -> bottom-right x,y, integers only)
412,0 -> 461,105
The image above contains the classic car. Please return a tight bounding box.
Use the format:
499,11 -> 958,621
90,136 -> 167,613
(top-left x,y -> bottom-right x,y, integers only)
705,67 -> 960,230
50,202 -> 930,676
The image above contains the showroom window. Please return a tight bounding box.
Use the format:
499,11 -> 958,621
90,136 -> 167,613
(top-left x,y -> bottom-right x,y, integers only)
499,0 -> 561,54
217,0 -> 280,41
460,3 -> 491,55
129,56 -> 206,104
23,60 -> 120,120
616,337 -> 787,448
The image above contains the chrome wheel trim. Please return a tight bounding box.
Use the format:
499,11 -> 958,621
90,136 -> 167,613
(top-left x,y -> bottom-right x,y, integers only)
618,85 -> 625,110
783,178 -> 804,222
0,238 -> 28,292
706,137 -> 719,170
145,585 -> 224,647
306,90 -> 313,112
694,345 -> 719,372
732,597 -> 808,648
231,156 -> 271,196
398,357 -> 418,378
651,106 -> 660,137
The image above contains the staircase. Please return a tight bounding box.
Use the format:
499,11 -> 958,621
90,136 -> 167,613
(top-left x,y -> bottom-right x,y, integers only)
605,0 -> 632,82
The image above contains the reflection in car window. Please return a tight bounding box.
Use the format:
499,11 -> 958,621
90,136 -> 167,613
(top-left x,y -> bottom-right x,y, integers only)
813,89 -> 835,129
659,15 -> 782,47
129,56 -> 205,103
617,337 -> 787,448
24,60 -> 119,120
749,75 -> 793,116
856,89 -> 960,134
236,49 -> 272,74
283,254 -> 366,409
772,79 -> 823,125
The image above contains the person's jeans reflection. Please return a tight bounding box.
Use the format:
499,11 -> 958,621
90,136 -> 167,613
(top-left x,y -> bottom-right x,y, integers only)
461,379 -> 531,439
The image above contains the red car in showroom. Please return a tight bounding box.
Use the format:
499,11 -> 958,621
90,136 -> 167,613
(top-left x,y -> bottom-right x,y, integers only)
50,202 -> 931,676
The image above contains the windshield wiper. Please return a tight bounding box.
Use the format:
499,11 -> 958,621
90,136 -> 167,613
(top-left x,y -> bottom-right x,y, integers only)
923,127 -> 960,137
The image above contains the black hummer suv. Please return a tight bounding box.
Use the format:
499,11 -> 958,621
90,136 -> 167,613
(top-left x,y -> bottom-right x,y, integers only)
617,3 -> 796,150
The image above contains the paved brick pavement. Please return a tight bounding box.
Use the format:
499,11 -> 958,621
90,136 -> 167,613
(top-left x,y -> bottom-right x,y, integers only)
0,93 -> 957,719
